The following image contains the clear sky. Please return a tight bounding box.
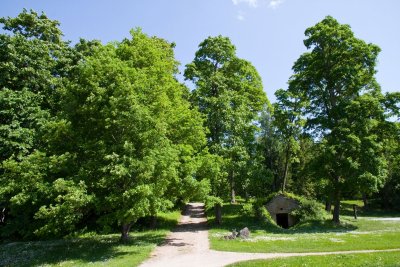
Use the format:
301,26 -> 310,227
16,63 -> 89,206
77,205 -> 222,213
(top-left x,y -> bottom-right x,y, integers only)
1,0 -> 399,102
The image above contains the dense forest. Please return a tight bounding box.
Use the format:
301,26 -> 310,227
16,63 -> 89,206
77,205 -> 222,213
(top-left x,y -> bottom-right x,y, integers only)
1,10 -> 399,241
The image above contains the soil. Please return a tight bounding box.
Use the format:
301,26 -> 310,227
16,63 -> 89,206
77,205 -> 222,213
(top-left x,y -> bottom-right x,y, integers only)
139,203 -> 400,267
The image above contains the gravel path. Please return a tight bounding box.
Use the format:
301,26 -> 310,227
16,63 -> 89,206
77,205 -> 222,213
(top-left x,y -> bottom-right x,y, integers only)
139,203 -> 400,267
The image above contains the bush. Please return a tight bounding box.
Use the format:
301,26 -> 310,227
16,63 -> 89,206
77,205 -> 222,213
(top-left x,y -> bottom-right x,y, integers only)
252,198 -> 276,225
290,198 -> 326,223
258,206 -> 276,225
204,196 -> 223,211
241,202 -> 254,217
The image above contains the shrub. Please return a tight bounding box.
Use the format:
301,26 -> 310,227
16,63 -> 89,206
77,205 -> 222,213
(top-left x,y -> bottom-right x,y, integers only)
241,202 -> 254,217
290,198 -> 326,222
204,196 -> 223,211
252,198 -> 276,226
258,206 -> 276,225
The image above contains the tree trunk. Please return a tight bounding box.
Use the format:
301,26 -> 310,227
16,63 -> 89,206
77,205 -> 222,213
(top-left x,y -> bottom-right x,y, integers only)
362,193 -> 368,210
230,171 -> 236,204
332,187 -> 341,224
282,144 -> 290,192
273,173 -> 279,192
381,186 -> 390,209
0,208 -> 5,223
215,203 -> 222,225
325,200 -> 331,212
149,215 -> 157,229
353,204 -> 358,219
120,223 -> 132,242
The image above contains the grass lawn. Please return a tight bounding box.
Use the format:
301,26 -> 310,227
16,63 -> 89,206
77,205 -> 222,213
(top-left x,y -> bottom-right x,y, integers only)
227,251 -> 400,267
208,201 -> 400,253
0,210 -> 180,267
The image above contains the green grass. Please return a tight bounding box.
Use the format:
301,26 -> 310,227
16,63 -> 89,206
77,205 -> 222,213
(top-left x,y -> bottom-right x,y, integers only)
208,202 -> 400,253
0,210 -> 180,267
228,251 -> 400,267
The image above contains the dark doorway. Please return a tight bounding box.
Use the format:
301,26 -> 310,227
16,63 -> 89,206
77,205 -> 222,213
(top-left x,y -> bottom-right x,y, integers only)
276,213 -> 289,228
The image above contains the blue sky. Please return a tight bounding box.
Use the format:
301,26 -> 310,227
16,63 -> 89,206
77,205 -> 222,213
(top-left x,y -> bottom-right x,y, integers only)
1,0 -> 399,102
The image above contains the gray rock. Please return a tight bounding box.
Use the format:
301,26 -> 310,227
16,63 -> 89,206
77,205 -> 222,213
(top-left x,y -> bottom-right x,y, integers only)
238,227 -> 250,239
223,229 -> 238,240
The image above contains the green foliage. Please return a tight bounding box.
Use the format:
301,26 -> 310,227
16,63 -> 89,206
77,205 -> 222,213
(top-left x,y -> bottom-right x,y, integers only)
185,35 -> 269,203
34,179 -> 93,237
0,89 -> 49,161
287,16 -> 389,222
0,9 -> 76,105
205,196 -> 224,211
0,151 -> 75,238
240,202 -> 254,217
258,206 -> 276,225
253,106 -> 280,195
189,179 -> 212,202
0,11 -> 208,240
1,10 -> 398,245
1,151 -> 50,239
59,28 -> 208,236
272,89 -> 305,192
290,198 -> 326,222
251,198 -> 276,225
0,10 -> 85,239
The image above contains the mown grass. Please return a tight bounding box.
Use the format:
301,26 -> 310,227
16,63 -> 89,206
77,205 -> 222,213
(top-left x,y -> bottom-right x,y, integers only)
0,210 -> 180,267
228,251 -> 400,267
208,201 -> 400,253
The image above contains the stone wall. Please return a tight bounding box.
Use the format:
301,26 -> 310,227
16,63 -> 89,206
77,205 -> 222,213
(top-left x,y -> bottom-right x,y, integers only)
265,194 -> 299,228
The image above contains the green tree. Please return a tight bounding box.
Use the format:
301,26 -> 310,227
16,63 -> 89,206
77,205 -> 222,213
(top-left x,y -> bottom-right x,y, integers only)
254,105 -> 280,194
184,36 -> 268,203
0,9 -> 76,109
59,29 -> 206,240
0,10 -> 79,239
0,9 -> 75,161
273,89 -> 304,192
378,92 -> 400,209
288,16 -> 387,223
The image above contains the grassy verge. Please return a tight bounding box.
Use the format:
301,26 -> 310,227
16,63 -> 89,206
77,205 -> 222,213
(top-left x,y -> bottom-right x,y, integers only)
228,251 -> 400,267
0,210 -> 180,267
208,202 -> 400,253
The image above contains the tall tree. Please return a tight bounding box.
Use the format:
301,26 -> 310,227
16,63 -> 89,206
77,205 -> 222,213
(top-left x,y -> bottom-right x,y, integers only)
273,89 -> 304,192
377,92 -> 400,209
0,10 -> 78,239
58,29 -> 207,240
288,16 -> 386,223
0,9 -> 74,162
184,36 -> 268,203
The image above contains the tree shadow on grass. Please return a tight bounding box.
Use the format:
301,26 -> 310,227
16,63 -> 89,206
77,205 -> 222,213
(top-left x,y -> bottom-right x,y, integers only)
1,210 -> 182,266
340,201 -> 400,218
0,232 -> 166,267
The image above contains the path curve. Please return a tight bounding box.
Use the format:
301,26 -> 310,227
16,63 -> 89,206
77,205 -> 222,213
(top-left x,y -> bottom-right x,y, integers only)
139,203 -> 400,267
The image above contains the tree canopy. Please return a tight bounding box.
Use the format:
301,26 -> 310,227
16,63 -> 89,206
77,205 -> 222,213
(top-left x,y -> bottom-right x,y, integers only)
287,16 -> 390,223
184,35 -> 269,203
0,11 -> 399,239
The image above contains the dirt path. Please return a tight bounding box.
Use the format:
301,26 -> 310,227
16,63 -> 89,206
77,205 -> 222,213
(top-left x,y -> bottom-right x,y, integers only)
139,203 -> 400,267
